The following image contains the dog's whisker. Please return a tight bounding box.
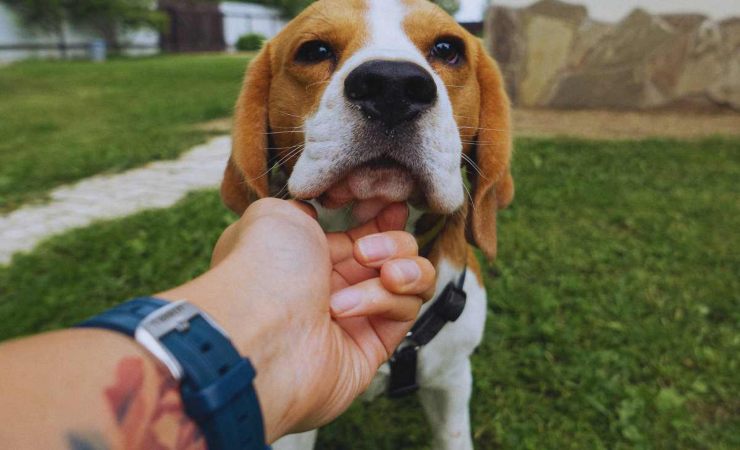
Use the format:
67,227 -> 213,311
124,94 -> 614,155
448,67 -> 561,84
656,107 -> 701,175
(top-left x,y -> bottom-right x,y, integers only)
305,79 -> 332,92
451,206 -> 467,224
271,146 -> 304,168
267,143 -> 306,151
457,126 -> 507,132
277,110 -> 306,120
462,182 -> 476,214
274,181 -> 291,199
269,125 -> 306,130
263,130 -> 305,135
462,142 -> 498,146
246,145 -> 304,183
461,153 -> 488,181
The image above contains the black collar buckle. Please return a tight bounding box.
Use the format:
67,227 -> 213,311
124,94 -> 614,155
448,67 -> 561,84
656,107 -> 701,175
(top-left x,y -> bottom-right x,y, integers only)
387,269 -> 468,398
433,282 -> 467,322
388,345 -> 421,398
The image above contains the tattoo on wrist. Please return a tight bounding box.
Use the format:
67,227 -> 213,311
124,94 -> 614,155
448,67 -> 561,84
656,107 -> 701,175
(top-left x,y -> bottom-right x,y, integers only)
68,356 -> 206,450
67,432 -> 108,450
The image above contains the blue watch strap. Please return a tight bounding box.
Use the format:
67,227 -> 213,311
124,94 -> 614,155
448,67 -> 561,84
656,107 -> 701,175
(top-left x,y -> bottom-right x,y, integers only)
79,297 -> 166,336
78,297 -> 268,450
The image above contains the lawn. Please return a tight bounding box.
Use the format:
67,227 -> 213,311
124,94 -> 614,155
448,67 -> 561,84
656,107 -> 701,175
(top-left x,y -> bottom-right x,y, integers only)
1,137 -> 737,449
0,54 -> 250,211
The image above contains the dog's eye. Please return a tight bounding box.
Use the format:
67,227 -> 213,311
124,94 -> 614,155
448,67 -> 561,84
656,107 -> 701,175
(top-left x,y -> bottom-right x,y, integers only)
430,39 -> 463,66
295,40 -> 335,64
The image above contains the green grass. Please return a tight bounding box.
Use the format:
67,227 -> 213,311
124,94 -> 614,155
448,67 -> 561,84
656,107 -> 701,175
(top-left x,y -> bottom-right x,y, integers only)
1,137 -> 738,449
0,55 -> 249,211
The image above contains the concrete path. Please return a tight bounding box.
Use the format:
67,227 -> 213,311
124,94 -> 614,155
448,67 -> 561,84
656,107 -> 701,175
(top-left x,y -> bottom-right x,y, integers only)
0,136 -> 231,265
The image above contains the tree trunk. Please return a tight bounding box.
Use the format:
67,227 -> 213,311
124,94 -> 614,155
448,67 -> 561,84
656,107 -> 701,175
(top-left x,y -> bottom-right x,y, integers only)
55,22 -> 67,59
97,20 -> 120,54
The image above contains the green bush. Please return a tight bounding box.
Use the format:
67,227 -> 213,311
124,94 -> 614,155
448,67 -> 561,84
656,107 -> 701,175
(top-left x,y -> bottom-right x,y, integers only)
236,33 -> 266,51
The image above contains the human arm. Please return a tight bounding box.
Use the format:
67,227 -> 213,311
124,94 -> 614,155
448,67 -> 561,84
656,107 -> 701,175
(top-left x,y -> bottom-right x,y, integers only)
0,199 -> 434,448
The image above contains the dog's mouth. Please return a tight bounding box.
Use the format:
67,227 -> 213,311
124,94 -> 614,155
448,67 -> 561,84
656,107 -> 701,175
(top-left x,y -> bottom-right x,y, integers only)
317,157 -> 424,222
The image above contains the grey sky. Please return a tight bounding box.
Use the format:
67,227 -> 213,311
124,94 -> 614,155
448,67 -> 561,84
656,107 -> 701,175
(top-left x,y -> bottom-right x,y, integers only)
456,0 -> 740,22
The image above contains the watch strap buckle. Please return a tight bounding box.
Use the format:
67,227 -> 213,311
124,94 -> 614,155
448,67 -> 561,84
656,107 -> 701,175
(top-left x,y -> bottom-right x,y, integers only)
134,301 -> 198,380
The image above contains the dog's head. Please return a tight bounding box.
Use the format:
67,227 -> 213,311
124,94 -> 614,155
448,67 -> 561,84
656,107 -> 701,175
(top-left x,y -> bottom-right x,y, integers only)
221,0 -> 514,260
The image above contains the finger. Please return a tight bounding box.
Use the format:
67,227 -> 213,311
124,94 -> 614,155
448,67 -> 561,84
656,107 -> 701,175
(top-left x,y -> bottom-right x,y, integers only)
354,231 -> 418,267
351,198 -> 391,224
334,316 -> 393,366
330,278 -> 423,321
329,231 -> 419,292
347,202 -> 409,241
331,259 -> 378,292
368,316 -> 415,359
335,316 -> 415,367
285,200 -> 318,220
326,203 -> 409,263
380,257 -> 437,301
331,271 -> 350,292
326,233 -> 355,266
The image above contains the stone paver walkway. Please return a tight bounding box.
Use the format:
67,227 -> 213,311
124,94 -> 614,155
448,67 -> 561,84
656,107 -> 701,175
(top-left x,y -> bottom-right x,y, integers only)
0,136 -> 231,265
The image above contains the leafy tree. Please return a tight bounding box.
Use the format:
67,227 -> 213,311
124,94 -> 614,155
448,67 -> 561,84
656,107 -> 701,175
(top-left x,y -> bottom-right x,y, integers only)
247,0 -> 313,18
434,0 -> 460,15
246,0 -> 460,18
2,0 -> 68,54
65,0 -> 165,50
1,0 -> 165,51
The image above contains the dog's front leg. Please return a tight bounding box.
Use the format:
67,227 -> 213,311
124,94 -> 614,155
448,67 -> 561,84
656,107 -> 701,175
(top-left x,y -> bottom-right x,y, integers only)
271,430 -> 318,450
418,357 -> 475,450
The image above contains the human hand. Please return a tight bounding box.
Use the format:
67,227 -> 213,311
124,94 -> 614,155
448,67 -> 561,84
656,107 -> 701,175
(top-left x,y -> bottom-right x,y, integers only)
159,198 -> 435,442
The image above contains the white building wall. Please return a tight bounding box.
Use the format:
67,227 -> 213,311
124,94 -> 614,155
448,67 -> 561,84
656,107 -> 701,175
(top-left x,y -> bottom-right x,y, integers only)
0,2 -> 285,62
220,2 -> 286,50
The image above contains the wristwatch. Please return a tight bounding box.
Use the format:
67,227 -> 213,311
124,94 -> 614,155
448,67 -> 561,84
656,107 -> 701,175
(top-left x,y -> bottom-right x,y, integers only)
78,297 -> 268,450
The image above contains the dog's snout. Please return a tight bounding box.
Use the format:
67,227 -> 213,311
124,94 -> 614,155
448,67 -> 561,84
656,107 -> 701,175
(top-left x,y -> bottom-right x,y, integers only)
344,60 -> 437,128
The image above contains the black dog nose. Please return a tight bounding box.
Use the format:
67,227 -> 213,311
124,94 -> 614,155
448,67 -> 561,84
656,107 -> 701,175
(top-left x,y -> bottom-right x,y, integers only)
344,60 -> 437,128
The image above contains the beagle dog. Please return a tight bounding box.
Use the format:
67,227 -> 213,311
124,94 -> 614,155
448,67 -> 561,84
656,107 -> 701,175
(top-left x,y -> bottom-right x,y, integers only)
220,0 -> 513,448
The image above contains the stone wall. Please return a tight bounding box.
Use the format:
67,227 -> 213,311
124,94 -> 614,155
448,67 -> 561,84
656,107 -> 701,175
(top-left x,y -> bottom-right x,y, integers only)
485,0 -> 740,110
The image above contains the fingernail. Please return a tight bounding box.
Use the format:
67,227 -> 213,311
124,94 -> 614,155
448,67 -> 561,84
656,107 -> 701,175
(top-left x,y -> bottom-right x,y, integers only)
330,289 -> 362,314
357,234 -> 396,261
389,259 -> 421,285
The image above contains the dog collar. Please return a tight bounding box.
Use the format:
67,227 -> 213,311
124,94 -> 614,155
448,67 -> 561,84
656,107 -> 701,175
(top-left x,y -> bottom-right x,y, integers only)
78,298 -> 269,450
388,268 -> 468,397
415,215 -> 447,253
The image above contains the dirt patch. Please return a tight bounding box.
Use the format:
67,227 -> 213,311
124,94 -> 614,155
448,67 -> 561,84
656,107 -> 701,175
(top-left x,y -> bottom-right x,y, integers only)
514,108 -> 740,140
196,109 -> 740,140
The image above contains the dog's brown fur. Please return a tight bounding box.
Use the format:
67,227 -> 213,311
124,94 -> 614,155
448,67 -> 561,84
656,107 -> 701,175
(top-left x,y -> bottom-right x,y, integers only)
221,0 -> 513,271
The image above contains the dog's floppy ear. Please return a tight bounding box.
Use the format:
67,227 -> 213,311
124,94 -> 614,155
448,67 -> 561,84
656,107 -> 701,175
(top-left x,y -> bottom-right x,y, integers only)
465,42 -> 514,261
221,44 -> 273,215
